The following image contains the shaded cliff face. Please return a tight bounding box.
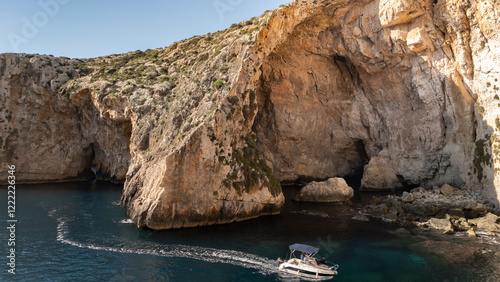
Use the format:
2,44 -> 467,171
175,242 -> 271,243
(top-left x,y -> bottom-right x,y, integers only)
2,0 -> 500,229
254,0 -> 470,185
252,0 -> 500,205
0,55 -> 131,183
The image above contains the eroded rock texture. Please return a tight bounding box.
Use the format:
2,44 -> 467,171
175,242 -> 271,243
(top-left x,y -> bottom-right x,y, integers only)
0,55 -> 131,183
253,0 -> 499,205
1,14 -> 284,229
2,0 -> 500,229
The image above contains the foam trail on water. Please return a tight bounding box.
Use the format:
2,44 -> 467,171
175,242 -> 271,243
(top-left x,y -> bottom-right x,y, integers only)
55,216 -> 279,275
118,219 -> 133,224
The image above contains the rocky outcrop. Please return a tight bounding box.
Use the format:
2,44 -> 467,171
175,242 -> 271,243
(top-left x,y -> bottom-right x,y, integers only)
113,16 -> 286,228
366,185 -> 495,221
360,150 -> 402,191
1,14 -> 284,229
378,0 -> 428,28
364,185 -> 500,236
294,177 -> 354,202
2,0 -> 500,229
475,213 -> 500,233
427,217 -> 454,233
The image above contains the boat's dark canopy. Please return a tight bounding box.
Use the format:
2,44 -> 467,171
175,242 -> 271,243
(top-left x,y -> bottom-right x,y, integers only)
289,243 -> 319,254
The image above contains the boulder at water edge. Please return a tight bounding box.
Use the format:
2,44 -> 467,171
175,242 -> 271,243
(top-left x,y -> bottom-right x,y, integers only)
294,178 -> 354,203
427,218 -> 454,233
476,213 -> 500,233
360,152 -> 402,191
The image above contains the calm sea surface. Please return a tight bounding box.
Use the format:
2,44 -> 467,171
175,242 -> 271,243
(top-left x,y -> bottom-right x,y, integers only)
1,182 -> 499,281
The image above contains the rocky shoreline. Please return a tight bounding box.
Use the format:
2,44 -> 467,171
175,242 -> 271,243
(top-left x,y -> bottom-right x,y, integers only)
360,184 -> 500,238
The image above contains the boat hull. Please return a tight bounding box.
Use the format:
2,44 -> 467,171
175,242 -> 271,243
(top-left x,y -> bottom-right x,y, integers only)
278,259 -> 337,280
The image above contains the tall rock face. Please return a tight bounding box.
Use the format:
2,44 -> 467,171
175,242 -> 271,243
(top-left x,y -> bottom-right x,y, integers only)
2,0 -> 500,229
252,0 -> 500,207
1,13 -> 284,229
0,55 -> 131,183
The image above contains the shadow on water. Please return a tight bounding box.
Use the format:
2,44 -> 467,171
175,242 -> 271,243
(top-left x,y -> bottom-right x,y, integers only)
156,182 -> 397,245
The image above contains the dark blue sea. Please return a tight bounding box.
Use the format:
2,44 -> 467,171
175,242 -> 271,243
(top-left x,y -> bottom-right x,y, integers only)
1,182 -> 499,281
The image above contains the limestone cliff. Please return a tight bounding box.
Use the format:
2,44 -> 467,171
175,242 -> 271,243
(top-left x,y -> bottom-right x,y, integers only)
0,55 -> 131,183
253,0 -> 499,204
1,13 -> 284,229
2,0 -> 500,229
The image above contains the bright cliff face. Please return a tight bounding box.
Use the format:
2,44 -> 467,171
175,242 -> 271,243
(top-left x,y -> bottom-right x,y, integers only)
2,0 -> 500,229
252,0 -> 500,205
254,0 -> 472,187
1,13 -> 285,229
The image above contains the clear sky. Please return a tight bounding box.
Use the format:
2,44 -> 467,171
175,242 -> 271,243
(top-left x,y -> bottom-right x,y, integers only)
0,0 -> 290,59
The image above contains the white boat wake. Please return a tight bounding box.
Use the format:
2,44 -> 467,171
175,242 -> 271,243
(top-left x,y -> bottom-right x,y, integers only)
51,210 -> 280,276
118,218 -> 133,224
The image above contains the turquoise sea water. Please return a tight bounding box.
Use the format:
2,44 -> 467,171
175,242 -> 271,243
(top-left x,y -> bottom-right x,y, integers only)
1,182 -> 499,281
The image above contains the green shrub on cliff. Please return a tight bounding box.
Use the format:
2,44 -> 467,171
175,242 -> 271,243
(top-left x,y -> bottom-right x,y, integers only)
213,80 -> 225,90
225,133 -> 282,197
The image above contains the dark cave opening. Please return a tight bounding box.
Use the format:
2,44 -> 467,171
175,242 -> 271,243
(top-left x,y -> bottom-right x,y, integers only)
88,142 -> 114,183
84,119 -> 132,185
284,139 -> 370,190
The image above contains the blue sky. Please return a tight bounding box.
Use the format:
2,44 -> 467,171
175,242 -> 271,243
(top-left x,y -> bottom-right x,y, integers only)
1,0 -> 290,59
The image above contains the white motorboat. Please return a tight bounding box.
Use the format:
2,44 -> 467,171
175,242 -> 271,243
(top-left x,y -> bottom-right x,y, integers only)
278,243 -> 339,280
